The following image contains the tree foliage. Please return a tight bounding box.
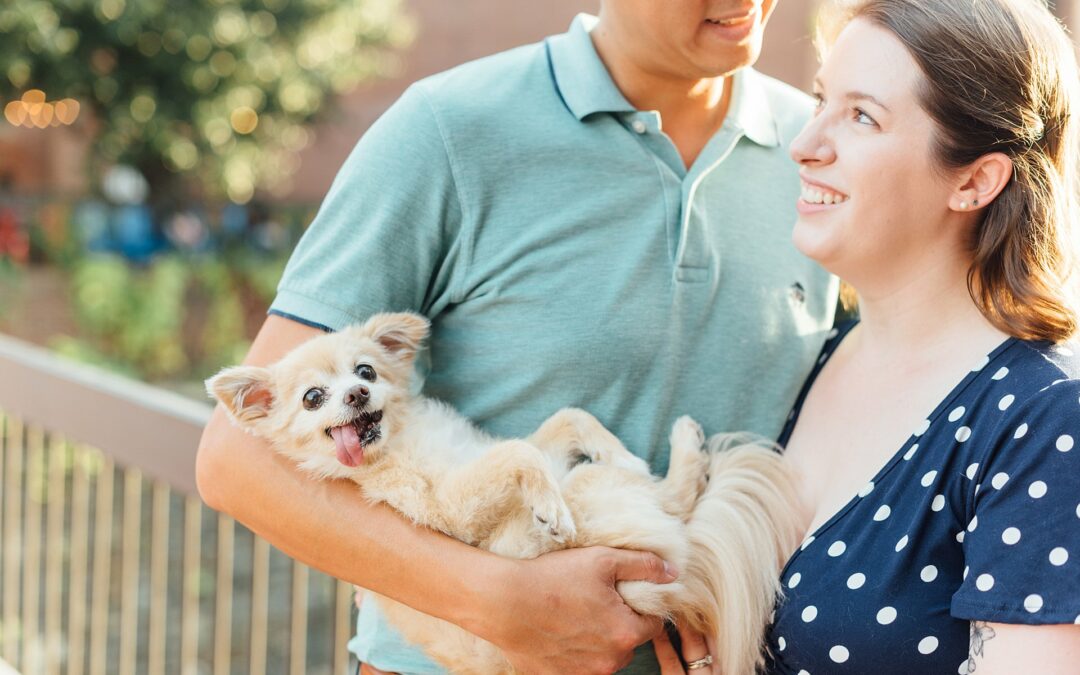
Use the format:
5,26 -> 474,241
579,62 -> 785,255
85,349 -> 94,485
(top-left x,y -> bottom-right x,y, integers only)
0,0 -> 413,203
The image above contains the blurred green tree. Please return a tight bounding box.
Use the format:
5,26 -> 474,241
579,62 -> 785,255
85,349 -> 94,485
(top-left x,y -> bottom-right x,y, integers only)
0,0 -> 413,204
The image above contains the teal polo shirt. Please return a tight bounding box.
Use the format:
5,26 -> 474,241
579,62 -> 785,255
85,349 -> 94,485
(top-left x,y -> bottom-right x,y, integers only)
270,14 -> 837,675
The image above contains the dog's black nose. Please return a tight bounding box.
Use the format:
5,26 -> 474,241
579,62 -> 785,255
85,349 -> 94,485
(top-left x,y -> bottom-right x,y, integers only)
344,385 -> 370,408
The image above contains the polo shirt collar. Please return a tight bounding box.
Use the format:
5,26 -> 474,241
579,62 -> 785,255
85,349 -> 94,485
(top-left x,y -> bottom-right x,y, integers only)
725,68 -> 780,148
547,14 -> 636,119
547,13 -> 780,148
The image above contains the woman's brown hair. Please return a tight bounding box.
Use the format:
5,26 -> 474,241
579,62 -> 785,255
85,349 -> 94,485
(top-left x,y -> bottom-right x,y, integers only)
820,0 -> 1080,342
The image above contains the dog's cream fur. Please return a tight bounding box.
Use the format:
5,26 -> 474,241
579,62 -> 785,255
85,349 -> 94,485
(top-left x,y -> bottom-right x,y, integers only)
207,313 -> 801,674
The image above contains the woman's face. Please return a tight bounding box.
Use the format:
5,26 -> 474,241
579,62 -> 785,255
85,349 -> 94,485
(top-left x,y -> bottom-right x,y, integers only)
789,19 -> 961,288
598,0 -> 778,79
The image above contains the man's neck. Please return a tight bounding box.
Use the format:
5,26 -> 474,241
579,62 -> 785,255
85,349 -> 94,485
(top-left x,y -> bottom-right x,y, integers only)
590,31 -> 736,168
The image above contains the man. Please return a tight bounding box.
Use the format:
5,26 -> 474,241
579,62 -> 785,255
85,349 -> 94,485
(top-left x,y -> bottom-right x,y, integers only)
196,1 -> 837,673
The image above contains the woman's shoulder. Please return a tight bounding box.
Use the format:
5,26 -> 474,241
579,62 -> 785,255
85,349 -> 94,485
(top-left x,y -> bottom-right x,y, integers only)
984,338 -> 1080,409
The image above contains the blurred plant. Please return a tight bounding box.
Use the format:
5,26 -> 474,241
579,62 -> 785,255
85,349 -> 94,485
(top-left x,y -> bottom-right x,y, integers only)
68,254 -> 190,378
55,248 -> 288,383
0,0 -> 414,204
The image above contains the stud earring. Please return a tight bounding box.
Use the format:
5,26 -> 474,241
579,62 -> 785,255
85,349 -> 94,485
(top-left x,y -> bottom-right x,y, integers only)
960,201 -> 969,209
973,199 -> 980,207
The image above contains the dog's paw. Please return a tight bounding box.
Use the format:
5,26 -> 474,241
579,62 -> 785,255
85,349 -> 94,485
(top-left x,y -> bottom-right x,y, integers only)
670,415 -> 705,453
531,496 -> 577,544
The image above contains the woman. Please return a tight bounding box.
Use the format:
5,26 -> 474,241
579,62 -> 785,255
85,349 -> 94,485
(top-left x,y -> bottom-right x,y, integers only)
657,0 -> 1080,672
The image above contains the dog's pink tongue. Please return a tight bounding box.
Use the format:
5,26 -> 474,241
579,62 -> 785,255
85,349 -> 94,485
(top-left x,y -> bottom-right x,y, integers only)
329,425 -> 364,467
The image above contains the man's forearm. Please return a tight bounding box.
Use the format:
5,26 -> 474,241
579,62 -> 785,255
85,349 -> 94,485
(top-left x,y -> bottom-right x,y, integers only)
196,408 -> 511,632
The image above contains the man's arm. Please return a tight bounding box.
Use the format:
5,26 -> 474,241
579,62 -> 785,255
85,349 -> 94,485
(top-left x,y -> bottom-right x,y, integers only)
196,314 -> 673,675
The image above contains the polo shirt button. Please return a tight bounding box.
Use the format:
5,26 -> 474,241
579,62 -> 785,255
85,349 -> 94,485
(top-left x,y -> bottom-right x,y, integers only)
631,120 -> 647,134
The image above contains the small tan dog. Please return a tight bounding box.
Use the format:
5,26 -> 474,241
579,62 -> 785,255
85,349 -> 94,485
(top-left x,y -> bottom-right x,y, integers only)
207,312 -> 800,674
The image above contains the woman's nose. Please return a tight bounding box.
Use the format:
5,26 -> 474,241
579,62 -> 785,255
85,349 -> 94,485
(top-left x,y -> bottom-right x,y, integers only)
790,113 -> 836,166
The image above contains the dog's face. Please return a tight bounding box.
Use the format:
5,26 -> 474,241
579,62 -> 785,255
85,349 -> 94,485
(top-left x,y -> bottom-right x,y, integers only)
206,313 -> 429,477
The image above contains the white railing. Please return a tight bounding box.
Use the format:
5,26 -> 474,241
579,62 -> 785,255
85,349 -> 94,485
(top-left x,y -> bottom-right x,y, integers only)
0,333 -> 356,675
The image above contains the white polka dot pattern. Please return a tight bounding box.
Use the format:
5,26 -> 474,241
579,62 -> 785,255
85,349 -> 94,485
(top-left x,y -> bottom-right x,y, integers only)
830,645 -> 850,663
1049,548 -> 1068,566
1024,594 -> 1043,613
1029,481 -> 1048,499
767,328 -> 1080,675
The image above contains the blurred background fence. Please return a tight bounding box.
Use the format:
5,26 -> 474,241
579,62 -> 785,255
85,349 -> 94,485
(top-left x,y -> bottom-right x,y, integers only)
0,333 -> 356,675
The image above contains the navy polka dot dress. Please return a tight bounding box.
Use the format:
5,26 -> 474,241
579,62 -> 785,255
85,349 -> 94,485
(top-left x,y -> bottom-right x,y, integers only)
765,321 -> 1080,674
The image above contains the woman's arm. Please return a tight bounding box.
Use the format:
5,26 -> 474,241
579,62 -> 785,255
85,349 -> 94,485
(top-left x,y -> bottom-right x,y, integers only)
196,314 -> 673,675
965,622 -> 1080,674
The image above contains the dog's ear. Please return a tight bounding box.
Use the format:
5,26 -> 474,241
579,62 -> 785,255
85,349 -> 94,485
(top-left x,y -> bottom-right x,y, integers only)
361,312 -> 430,363
205,366 -> 275,427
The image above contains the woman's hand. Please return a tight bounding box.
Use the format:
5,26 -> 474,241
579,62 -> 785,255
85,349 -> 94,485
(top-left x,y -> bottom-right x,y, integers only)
655,624 -> 717,675
471,546 -> 677,675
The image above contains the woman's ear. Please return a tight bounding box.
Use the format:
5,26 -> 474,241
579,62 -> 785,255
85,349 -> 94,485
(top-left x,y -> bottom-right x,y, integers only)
950,152 -> 1013,212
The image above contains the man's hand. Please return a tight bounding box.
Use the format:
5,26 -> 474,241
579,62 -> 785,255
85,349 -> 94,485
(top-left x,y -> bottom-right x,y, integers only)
472,546 -> 677,675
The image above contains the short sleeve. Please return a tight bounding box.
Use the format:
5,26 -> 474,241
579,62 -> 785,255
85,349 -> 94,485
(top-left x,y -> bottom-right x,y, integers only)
270,82 -> 466,331
952,380 -> 1080,625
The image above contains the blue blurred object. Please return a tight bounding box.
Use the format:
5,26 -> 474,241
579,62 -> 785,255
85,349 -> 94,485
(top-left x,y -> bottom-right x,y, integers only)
221,203 -> 249,241
113,204 -> 158,263
73,200 -> 112,252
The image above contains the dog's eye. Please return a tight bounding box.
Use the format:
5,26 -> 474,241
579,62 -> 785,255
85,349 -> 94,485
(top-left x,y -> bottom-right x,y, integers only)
302,388 -> 325,410
355,364 -> 377,382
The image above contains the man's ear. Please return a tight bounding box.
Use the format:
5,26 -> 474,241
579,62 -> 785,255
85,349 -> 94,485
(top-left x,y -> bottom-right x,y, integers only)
205,366 -> 274,427
359,312 -> 430,364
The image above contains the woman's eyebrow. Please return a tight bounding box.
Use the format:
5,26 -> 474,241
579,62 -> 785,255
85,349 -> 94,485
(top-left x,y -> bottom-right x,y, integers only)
846,91 -> 891,112
812,77 -> 891,112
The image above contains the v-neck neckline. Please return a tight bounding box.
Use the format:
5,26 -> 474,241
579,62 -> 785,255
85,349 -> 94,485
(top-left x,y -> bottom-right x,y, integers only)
778,322 -> 1019,575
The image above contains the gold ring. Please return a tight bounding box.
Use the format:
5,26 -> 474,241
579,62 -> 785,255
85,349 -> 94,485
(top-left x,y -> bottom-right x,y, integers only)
686,654 -> 713,670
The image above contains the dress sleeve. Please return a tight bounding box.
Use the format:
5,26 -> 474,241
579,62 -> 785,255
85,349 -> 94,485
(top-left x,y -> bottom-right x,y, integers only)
269,82 -> 466,331
951,380 -> 1080,625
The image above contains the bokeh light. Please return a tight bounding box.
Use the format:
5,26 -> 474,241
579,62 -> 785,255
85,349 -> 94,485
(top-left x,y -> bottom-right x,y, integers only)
3,90 -> 81,128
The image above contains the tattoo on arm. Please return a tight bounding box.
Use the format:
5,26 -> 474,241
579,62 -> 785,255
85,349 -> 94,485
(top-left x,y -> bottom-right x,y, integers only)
966,621 -> 996,673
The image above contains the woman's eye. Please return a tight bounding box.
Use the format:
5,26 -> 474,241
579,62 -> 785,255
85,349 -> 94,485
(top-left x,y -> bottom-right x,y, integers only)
812,93 -> 825,112
303,388 -> 325,410
854,108 -> 877,126
356,364 -> 377,382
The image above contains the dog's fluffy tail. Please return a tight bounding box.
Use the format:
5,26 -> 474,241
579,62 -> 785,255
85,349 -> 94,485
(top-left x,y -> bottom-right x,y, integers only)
680,434 -> 802,675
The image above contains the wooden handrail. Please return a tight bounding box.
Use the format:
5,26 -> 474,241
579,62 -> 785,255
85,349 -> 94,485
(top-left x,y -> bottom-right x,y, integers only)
0,333 -> 209,495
